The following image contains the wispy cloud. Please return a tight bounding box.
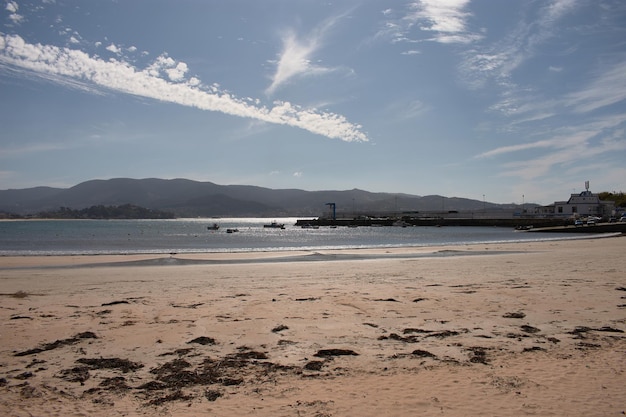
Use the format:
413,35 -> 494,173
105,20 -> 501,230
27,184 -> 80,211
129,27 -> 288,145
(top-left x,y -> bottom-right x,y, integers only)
475,130 -> 595,160
374,0 -> 480,54
265,13 -> 347,95
384,99 -> 430,122
0,34 -> 368,143
404,0 -> 480,44
499,135 -> 626,180
476,114 -> 626,179
459,0 -> 580,103
564,59 -> 626,113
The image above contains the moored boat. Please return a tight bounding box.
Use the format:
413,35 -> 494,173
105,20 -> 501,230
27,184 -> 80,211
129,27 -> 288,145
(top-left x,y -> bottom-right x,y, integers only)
264,221 -> 285,229
514,225 -> 533,231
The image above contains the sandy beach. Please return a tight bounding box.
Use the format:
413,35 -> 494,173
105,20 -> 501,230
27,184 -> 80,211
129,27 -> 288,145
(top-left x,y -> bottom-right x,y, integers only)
1,237 -> 625,416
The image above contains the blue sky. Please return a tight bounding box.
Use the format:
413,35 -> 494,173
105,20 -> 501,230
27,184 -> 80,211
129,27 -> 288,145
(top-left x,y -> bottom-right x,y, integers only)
1,0 -> 625,204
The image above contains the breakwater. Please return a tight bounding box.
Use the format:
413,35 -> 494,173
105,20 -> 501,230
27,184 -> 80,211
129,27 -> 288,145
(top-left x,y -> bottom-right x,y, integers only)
527,222 -> 626,234
295,218 -> 570,228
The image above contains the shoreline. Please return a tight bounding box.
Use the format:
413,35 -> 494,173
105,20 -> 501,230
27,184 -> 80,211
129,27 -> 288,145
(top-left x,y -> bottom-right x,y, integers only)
0,232 -> 620,270
1,237 -> 625,416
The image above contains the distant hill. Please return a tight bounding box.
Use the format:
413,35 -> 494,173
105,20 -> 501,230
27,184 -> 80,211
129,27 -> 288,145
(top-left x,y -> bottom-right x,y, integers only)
0,178 -> 518,217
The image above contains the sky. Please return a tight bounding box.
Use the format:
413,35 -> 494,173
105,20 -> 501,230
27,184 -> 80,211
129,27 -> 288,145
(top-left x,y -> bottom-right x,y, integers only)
1,0 -> 625,205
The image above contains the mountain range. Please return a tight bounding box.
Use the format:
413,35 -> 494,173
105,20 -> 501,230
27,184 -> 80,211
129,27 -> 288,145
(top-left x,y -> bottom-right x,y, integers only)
0,178 -> 521,218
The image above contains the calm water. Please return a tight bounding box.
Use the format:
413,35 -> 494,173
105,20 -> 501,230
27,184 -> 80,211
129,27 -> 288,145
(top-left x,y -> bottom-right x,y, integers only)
0,217 -> 581,256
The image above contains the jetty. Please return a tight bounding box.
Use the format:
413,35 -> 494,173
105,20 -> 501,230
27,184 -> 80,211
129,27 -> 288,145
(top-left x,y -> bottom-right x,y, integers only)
527,222 -> 626,234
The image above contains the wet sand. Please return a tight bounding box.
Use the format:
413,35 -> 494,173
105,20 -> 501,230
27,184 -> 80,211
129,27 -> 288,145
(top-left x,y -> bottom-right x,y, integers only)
1,237 -> 625,416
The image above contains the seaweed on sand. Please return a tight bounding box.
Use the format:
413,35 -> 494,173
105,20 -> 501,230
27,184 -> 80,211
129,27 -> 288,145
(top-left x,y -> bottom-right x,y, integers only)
314,349 -> 359,357
14,332 -> 98,357
77,358 -> 144,373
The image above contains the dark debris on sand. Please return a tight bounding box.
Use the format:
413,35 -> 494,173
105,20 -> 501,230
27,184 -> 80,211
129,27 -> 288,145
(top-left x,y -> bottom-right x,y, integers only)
57,366 -> 90,384
101,300 -> 130,306
411,349 -> 437,359
520,325 -> 541,334
14,332 -> 98,357
378,333 -> 420,343
24,305 -> 619,411
121,348 -> 301,405
314,349 -> 359,358
303,360 -> 326,371
467,347 -> 490,364
503,311 -> 526,319
77,357 -> 144,373
569,325 -> 624,337
187,336 -> 217,346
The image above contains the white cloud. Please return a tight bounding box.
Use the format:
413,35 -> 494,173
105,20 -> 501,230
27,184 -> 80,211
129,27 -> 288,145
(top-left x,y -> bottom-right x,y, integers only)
375,0 -> 480,52
0,34 -> 369,143
165,62 -> 188,82
5,0 -> 23,24
5,1 -> 18,13
106,43 -> 121,55
266,12 -> 349,95
409,0 -> 470,33
266,31 -> 322,95
404,0 -> 479,44
545,0 -> 578,22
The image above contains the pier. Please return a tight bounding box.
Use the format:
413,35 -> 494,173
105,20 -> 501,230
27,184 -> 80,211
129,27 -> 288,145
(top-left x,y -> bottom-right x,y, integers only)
296,217 -> 570,228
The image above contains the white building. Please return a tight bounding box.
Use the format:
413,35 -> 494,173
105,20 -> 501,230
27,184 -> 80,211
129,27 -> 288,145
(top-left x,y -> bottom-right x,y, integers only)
534,183 -> 615,218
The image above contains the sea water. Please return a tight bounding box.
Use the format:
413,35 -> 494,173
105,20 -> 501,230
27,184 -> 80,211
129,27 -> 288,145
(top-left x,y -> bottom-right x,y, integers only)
0,217 -> 582,256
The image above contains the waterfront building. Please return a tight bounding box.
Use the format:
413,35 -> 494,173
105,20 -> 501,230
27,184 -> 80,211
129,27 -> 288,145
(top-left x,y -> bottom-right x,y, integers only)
533,182 -> 615,218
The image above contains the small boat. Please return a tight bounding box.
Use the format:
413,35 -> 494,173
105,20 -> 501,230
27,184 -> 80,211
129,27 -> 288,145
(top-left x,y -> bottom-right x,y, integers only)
515,225 -> 533,231
264,221 -> 285,229
207,223 -> 220,230
392,220 -> 410,227
226,228 -> 239,233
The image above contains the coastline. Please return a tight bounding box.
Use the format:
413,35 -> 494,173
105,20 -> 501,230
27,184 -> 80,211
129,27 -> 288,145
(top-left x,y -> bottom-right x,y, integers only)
1,237 -> 625,416
0,232 -> 618,269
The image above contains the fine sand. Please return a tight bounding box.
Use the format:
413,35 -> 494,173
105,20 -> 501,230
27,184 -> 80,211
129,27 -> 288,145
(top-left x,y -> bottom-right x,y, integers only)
1,237 -> 625,416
